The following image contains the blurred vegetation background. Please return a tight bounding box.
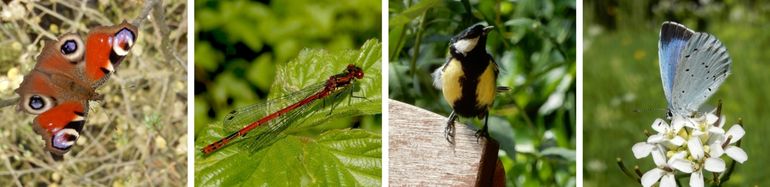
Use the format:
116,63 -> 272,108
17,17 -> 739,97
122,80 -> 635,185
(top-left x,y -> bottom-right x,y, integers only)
389,0 -> 576,186
584,0 -> 770,186
0,0 -> 187,186
194,0 -> 381,137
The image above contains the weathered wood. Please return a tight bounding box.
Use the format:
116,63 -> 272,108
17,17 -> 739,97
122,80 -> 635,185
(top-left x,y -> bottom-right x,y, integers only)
388,99 -> 502,186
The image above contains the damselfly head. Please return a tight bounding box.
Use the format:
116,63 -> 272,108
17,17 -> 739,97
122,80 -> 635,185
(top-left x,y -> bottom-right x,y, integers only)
346,64 -> 364,79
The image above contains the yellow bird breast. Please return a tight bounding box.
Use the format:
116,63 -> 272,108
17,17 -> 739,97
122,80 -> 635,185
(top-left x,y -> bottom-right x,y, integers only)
440,59 -> 497,109
441,59 -> 463,107
475,64 -> 496,107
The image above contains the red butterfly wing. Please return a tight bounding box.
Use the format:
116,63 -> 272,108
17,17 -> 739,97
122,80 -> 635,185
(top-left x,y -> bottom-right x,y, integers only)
32,102 -> 87,158
84,20 -> 138,86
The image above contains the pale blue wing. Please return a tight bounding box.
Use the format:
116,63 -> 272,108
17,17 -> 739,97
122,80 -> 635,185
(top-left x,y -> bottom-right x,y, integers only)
670,31 -> 731,115
658,21 -> 694,107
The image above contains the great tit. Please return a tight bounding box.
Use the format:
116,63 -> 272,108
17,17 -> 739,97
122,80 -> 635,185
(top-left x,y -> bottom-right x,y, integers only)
432,23 -> 500,144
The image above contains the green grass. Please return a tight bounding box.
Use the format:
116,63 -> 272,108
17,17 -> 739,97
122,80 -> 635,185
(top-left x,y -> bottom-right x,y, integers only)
583,21 -> 770,186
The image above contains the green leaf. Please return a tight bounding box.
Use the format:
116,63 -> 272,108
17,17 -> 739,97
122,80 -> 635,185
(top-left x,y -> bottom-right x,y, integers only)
388,0 -> 443,27
196,129 -> 381,186
540,147 -> 576,162
195,39 -> 382,186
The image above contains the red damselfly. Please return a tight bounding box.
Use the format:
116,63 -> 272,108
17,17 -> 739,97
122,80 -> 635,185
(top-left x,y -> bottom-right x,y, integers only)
201,64 -> 365,155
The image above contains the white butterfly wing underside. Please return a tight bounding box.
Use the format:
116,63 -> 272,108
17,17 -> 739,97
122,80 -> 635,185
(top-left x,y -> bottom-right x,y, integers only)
670,32 -> 732,115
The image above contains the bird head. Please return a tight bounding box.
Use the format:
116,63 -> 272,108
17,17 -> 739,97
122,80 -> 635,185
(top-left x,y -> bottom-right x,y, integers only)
450,24 -> 494,56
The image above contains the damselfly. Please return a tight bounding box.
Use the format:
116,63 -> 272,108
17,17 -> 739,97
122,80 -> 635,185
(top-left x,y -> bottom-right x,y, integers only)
201,64 -> 365,155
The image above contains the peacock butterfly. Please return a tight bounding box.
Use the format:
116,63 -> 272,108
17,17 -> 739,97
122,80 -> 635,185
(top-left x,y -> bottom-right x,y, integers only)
14,20 -> 138,159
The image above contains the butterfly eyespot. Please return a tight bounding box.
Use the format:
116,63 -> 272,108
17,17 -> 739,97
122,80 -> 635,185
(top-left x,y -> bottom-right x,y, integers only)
61,40 -> 78,54
22,95 -> 55,114
51,128 -> 79,150
56,34 -> 85,63
112,28 -> 136,56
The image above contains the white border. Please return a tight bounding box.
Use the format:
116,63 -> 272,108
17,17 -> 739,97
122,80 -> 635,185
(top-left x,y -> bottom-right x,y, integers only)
381,0 -> 390,186
576,0 -> 584,186
186,0 -> 195,185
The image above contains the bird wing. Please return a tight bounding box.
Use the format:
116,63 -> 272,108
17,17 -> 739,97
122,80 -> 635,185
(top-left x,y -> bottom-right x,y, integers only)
432,56 -> 452,89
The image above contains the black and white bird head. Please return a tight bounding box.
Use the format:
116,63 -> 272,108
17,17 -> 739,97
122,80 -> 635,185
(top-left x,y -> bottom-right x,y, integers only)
450,23 -> 494,56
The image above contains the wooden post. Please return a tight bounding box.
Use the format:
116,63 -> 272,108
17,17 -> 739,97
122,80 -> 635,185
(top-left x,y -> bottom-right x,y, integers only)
388,99 -> 503,186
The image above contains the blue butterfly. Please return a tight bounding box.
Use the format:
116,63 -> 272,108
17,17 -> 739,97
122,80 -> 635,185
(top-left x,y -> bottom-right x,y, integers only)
658,21 -> 732,117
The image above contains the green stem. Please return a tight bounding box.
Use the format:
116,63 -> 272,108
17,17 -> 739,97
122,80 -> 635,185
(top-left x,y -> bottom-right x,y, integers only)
616,158 -> 641,183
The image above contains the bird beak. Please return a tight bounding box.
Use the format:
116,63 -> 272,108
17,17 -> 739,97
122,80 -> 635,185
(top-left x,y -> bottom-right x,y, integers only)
483,26 -> 495,34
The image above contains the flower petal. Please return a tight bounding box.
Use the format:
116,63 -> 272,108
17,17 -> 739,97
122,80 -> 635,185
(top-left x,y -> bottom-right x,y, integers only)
669,136 -> 686,146
726,125 -> 745,143
632,142 -> 654,159
670,158 -> 694,173
670,150 -> 688,160
651,118 -> 668,133
661,173 -> 677,187
652,147 -> 667,167
706,128 -> 725,145
725,146 -> 748,163
708,125 -> 725,136
671,116 -> 686,130
706,113 -> 718,125
641,168 -> 666,187
690,171 -> 704,187
704,157 -> 726,172
648,134 -> 666,144
717,115 -> 726,128
688,137 -> 705,159
710,141 -> 724,157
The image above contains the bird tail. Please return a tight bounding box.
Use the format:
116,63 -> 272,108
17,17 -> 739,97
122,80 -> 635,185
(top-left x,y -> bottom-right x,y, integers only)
496,86 -> 511,92
431,65 -> 444,90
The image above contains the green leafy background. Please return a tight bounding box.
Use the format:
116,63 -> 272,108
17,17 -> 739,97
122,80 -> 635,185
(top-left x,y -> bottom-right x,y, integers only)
196,40 -> 382,186
389,0 -> 576,186
194,0 -> 382,185
584,0 -> 770,186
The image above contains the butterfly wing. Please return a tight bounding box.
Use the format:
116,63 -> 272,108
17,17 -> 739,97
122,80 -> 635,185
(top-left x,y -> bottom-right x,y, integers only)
670,32 -> 732,115
31,33 -> 85,82
32,102 -> 87,158
16,70 -> 90,159
83,20 -> 138,87
658,21 -> 694,108
15,29 -> 97,159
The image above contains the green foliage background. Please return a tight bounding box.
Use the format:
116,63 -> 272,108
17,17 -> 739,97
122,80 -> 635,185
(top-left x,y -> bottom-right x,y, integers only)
389,0 -> 576,186
194,0 -> 382,185
584,0 -> 770,186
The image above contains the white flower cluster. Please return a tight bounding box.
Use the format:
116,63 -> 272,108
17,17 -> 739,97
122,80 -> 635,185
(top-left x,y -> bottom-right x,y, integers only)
631,110 -> 747,187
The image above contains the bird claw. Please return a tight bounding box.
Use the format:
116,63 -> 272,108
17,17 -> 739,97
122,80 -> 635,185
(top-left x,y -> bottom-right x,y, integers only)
474,128 -> 489,143
444,121 -> 456,145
